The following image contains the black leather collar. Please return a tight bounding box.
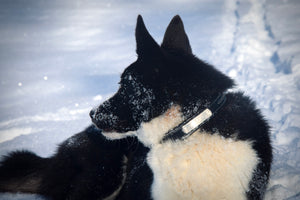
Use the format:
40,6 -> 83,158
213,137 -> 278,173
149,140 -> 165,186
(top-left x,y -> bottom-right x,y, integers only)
160,93 -> 227,143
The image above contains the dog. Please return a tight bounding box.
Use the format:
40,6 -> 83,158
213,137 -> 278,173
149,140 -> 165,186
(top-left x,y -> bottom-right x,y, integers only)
90,15 -> 272,199
0,15 -> 272,200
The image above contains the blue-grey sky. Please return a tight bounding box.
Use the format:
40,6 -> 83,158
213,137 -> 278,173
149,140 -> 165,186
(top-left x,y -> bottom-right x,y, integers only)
0,0 -> 300,199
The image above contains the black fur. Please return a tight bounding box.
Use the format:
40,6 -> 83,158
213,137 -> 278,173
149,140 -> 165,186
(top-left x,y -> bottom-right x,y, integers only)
0,15 -> 272,200
91,16 -> 235,135
0,150 -> 49,193
0,126 -> 149,200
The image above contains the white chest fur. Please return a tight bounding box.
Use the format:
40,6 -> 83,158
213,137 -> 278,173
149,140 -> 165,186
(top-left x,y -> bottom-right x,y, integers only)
137,106 -> 259,200
147,133 -> 258,200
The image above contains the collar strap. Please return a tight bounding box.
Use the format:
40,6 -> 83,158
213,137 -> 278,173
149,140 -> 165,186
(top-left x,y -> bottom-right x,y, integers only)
160,93 -> 227,143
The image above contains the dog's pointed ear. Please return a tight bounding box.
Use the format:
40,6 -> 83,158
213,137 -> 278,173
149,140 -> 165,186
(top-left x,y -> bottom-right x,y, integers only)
135,15 -> 161,58
161,15 -> 192,54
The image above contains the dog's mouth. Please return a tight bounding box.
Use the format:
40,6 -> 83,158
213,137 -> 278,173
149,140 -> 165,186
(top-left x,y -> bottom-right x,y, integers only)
90,112 -> 137,140
91,118 -> 131,133
90,108 -> 137,134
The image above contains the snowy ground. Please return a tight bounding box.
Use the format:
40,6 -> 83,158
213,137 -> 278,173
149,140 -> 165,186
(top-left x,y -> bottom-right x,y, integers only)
0,0 -> 299,199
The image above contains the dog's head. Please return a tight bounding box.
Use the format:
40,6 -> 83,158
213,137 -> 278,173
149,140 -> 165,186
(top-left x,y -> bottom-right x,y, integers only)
90,15 -> 234,141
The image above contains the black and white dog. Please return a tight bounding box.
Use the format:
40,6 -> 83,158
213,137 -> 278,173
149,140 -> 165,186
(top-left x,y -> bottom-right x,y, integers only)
0,15 -> 272,200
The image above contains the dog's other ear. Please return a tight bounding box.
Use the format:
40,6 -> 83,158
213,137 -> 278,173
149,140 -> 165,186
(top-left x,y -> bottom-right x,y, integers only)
161,15 -> 192,54
135,15 -> 161,58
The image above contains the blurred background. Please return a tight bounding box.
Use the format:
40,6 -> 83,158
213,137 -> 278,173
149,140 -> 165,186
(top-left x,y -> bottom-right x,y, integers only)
0,0 -> 299,199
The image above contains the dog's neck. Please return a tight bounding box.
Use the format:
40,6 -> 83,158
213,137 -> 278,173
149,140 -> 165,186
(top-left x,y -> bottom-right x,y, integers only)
137,105 -> 183,147
136,93 -> 226,147
161,93 -> 226,143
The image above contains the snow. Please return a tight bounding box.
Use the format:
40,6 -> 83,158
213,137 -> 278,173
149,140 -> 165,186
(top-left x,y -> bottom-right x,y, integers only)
0,0 -> 299,199
0,193 -> 46,200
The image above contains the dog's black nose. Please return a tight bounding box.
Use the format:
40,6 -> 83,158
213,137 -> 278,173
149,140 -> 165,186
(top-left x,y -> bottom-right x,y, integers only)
89,109 -> 95,119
